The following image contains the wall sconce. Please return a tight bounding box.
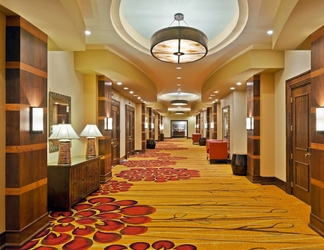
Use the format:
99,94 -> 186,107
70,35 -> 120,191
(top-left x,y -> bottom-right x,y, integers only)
80,124 -> 103,157
151,123 -> 154,129
204,123 -> 208,129
210,122 -> 214,129
316,107 -> 324,133
104,117 -> 113,130
145,122 -> 148,129
246,117 -> 254,130
160,124 -> 164,130
30,107 -> 44,134
49,124 -> 80,164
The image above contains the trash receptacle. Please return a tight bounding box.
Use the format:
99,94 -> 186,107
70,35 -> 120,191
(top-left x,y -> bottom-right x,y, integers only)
199,138 -> 206,146
146,140 -> 156,149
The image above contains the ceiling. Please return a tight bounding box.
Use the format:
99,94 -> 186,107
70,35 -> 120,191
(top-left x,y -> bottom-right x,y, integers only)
1,0 -> 324,115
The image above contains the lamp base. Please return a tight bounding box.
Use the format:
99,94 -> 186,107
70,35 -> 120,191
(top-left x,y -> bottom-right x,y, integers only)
86,137 -> 96,157
58,140 -> 71,164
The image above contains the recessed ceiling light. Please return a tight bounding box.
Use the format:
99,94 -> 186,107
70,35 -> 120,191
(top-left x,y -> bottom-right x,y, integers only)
137,97 -> 141,99
85,30 -> 91,35
176,67 -> 181,70
124,87 -> 128,90
177,84 -> 181,86
129,91 -> 134,94
236,82 -> 242,85
267,30 -> 273,35
177,77 -> 181,80
211,94 -> 215,96
230,87 -> 235,90
208,97 -> 212,99
117,82 -> 122,85
214,90 -> 219,93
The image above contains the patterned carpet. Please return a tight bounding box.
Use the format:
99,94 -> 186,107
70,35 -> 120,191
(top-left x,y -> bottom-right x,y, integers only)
23,139 -> 324,249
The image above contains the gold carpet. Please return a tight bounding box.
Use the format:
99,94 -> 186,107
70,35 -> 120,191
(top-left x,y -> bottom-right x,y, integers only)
25,138 -> 324,250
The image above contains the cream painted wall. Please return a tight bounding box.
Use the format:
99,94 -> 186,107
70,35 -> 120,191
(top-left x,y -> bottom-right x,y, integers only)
111,91 -> 136,158
162,115 -> 195,138
83,74 -> 100,155
0,12 -> 5,233
260,74 -> 275,176
232,91 -> 247,155
274,50 -> 311,181
48,51 -> 85,163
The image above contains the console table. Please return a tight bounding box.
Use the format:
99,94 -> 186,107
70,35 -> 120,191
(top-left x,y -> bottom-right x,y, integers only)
48,155 -> 101,211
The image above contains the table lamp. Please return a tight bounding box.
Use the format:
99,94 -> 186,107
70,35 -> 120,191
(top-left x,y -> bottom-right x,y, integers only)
79,124 -> 103,157
49,124 -> 80,164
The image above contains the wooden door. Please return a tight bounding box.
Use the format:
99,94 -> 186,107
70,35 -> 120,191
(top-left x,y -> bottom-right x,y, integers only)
287,72 -> 311,205
111,101 -> 120,167
125,105 -> 135,158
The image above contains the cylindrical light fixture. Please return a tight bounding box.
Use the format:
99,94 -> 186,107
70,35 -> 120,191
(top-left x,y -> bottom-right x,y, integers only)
150,13 -> 208,64
171,100 -> 188,106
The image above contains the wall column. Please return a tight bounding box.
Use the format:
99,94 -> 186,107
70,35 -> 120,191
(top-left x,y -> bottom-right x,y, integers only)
309,26 -> 324,237
246,75 -> 261,182
97,76 -> 112,183
5,16 -> 48,247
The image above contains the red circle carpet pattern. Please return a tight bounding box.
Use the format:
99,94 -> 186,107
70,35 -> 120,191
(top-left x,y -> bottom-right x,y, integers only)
120,159 -> 177,168
21,197 -> 157,250
131,152 -> 171,158
90,180 -> 134,196
115,167 -> 200,182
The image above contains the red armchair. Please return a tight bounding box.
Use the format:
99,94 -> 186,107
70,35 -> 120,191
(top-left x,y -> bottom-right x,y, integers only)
192,133 -> 201,144
207,141 -> 228,163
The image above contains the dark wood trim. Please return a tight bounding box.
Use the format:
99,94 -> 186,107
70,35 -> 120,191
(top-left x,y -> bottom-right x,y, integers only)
246,174 -> 287,192
285,70 -> 311,195
309,213 -> 324,237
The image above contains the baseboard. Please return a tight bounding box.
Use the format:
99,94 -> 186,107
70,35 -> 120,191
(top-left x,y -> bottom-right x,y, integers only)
5,214 -> 49,249
246,172 -> 287,192
0,231 -> 5,250
309,213 -> 324,237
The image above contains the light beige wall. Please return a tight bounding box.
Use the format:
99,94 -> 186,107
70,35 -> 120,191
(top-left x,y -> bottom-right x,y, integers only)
0,12 -> 5,233
48,51 -> 85,163
83,74 -> 99,154
260,74 -> 275,176
274,50 -> 311,181
232,90 -> 247,155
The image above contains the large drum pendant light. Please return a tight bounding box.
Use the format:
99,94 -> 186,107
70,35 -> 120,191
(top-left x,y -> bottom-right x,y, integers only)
150,13 -> 208,64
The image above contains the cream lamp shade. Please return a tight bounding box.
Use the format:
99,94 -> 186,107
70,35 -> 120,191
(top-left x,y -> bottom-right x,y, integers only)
79,124 -> 103,157
48,124 -> 80,164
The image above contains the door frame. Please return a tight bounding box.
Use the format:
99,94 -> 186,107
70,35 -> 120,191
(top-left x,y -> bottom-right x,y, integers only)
286,70 -> 311,195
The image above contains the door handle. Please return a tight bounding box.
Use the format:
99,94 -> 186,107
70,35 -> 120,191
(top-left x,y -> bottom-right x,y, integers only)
305,147 -> 311,157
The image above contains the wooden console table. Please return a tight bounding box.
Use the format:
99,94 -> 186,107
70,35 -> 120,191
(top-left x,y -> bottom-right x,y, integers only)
48,155 -> 101,211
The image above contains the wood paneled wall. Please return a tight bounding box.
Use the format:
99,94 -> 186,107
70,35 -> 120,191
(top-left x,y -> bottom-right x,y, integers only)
246,75 -> 261,182
206,107 -> 211,139
309,26 -> 324,237
196,113 -> 201,133
141,103 -> 146,150
97,76 -> 112,183
148,107 -> 153,140
212,103 -> 217,139
5,16 -> 48,247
